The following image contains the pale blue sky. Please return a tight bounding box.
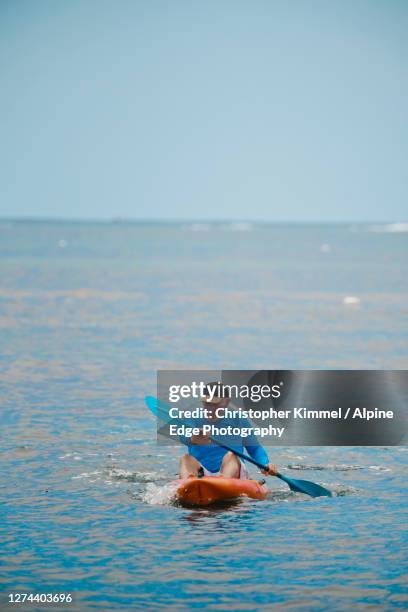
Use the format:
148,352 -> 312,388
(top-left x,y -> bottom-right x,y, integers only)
1,0 -> 407,221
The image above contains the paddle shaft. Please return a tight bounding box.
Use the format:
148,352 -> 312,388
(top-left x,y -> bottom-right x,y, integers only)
207,434 -> 286,478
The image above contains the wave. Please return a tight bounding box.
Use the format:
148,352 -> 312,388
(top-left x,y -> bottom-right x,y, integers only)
367,223 -> 408,233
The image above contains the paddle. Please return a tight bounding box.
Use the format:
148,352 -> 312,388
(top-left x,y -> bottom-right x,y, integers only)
145,395 -> 332,498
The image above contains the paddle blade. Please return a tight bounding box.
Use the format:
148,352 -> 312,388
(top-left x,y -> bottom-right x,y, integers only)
145,395 -> 160,417
277,473 -> 332,498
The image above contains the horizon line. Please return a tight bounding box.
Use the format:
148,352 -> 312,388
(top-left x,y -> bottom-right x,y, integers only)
1,217 -> 406,225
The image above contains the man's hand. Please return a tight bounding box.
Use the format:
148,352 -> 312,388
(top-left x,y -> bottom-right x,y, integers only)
190,431 -> 211,445
261,463 -> 278,476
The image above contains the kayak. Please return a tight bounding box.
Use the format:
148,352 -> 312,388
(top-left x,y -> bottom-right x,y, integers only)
175,476 -> 269,507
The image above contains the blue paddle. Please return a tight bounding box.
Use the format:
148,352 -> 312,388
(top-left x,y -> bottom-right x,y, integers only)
145,395 -> 332,498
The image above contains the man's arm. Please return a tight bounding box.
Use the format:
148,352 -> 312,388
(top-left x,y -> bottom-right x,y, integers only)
243,423 -> 278,475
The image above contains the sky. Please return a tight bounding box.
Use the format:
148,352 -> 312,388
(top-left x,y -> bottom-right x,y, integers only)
0,0 -> 407,222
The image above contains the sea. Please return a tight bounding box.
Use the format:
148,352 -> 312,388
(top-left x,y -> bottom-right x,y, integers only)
0,220 -> 407,610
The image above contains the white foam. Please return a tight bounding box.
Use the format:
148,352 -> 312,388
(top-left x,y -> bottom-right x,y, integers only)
107,469 -> 157,483
72,470 -> 102,480
343,296 -> 361,305
107,468 -> 135,479
143,482 -> 179,505
368,223 -> 408,233
225,222 -> 253,232
368,465 -> 391,472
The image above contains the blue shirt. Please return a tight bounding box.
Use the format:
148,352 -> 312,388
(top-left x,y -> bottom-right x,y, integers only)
179,413 -> 269,473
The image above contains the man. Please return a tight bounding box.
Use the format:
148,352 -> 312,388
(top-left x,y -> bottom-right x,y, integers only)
179,383 -> 277,479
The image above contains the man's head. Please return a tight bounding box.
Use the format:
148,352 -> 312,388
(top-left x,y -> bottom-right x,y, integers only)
201,382 -> 230,411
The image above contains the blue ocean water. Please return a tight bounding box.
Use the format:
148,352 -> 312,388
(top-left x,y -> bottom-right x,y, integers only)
0,220 -> 407,610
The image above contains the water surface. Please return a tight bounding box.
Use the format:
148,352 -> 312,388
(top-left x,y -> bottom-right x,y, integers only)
1,221 -> 407,610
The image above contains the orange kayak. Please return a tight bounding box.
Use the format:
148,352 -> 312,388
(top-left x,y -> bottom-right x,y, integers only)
176,476 -> 269,507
